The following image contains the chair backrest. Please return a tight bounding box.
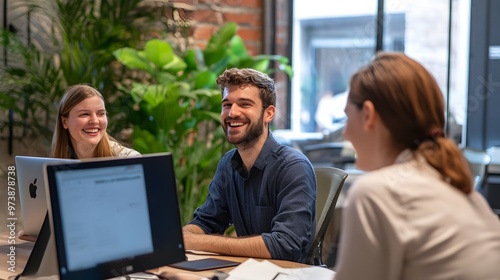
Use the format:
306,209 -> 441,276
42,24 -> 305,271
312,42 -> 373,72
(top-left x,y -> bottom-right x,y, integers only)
301,142 -> 356,169
462,147 -> 491,190
307,166 -> 348,266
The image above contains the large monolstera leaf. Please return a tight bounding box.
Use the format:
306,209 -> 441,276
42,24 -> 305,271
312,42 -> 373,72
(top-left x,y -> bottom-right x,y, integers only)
143,39 -> 187,73
145,39 -> 174,67
113,48 -> 152,73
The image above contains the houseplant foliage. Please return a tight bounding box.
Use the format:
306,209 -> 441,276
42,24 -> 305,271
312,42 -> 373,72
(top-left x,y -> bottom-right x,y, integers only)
0,0 -> 170,147
114,21 -> 292,224
0,31 -> 64,143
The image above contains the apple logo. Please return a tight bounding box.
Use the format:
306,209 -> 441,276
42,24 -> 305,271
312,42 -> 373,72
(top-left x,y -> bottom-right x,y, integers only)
29,178 -> 37,199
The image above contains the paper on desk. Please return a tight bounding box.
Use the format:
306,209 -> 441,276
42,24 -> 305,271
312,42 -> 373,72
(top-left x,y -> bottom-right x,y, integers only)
227,258 -> 335,280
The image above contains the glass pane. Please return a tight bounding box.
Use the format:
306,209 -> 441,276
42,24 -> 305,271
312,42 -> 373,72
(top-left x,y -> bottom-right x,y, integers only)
386,0 -> 470,144
292,0 -> 378,138
291,0 -> 468,145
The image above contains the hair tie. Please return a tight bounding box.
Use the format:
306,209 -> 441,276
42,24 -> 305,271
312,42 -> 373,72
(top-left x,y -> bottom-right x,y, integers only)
428,128 -> 445,139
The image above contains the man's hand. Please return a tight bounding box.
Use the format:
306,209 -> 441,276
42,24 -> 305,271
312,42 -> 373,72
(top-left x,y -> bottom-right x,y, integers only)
158,271 -> 208,280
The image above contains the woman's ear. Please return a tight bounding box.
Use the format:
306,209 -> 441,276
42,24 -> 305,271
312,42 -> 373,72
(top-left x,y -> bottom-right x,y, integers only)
362,100 -> 378,130
61,117 -> 68,129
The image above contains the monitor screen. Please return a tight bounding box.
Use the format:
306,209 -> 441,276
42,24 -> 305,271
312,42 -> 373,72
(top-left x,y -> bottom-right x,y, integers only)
44,153 -> 186,280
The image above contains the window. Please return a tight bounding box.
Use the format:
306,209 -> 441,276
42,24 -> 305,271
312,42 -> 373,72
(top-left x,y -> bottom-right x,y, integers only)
291,0 -> 470,144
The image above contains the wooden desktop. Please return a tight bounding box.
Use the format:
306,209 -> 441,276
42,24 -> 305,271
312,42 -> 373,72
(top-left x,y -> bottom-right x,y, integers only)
0,231 -> 307,279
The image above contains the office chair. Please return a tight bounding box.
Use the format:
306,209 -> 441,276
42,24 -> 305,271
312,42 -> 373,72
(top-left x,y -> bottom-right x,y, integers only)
462,147 -> 491,191
462,147 -> 500,218
307,166 -> 348,266
486,146 -> 500,218
301,142 -> 356,169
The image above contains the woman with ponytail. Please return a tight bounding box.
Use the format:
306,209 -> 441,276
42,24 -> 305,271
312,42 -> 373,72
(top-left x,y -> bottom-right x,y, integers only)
334,52 -> 500,280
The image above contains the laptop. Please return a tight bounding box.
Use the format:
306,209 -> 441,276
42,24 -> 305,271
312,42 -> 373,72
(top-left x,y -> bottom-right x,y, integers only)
15,156 -> 78,236
43,153 -> 186,279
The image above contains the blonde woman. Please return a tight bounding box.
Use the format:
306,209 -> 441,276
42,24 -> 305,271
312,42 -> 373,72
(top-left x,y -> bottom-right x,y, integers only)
51,84 -> 140,159
18,84 -> 140,241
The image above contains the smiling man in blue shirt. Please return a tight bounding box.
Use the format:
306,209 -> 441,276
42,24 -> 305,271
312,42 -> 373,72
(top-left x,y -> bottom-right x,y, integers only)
182,68 -> 316,263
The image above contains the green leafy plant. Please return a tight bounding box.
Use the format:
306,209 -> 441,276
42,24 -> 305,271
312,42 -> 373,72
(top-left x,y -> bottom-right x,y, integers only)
0,30 -> 65,146
114,22 -> 292,224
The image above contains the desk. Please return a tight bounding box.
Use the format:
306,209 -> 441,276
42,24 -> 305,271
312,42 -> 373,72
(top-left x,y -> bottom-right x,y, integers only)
0,231 -> 33,279
0,231 -> 307,279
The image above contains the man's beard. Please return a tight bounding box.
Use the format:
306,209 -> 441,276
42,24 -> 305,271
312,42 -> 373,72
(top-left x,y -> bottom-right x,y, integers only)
224,112 -> 265,148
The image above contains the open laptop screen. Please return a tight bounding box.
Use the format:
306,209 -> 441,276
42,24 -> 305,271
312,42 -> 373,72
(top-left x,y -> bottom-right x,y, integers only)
15,156 -> 78,236
44,153 -> 186,280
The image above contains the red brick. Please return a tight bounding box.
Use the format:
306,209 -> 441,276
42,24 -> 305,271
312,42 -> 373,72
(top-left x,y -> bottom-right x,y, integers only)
223,12 -> 261,27
191,9 -> 221,24
193,25 -> 218,41
220,0 -> 262,9
237,27 -> 261,42
245,44 -> 260,56
183,0 -> 279,68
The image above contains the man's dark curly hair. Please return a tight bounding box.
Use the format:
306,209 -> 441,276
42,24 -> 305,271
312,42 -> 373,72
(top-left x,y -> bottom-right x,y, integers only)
216,68 -> 276,109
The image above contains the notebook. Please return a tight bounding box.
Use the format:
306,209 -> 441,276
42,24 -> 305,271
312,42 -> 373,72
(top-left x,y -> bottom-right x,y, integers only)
15,156 -> 78,236
43,153 -> 186,279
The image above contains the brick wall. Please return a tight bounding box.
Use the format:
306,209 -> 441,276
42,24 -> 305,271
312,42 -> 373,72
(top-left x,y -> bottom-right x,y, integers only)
174,0 -> 264,56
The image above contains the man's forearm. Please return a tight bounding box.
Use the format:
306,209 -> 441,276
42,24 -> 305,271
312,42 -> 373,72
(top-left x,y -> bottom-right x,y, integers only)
183,226 -> 271,259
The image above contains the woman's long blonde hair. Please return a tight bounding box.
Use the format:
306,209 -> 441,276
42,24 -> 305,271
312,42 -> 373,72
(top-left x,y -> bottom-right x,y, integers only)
50,84 -> 116,158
